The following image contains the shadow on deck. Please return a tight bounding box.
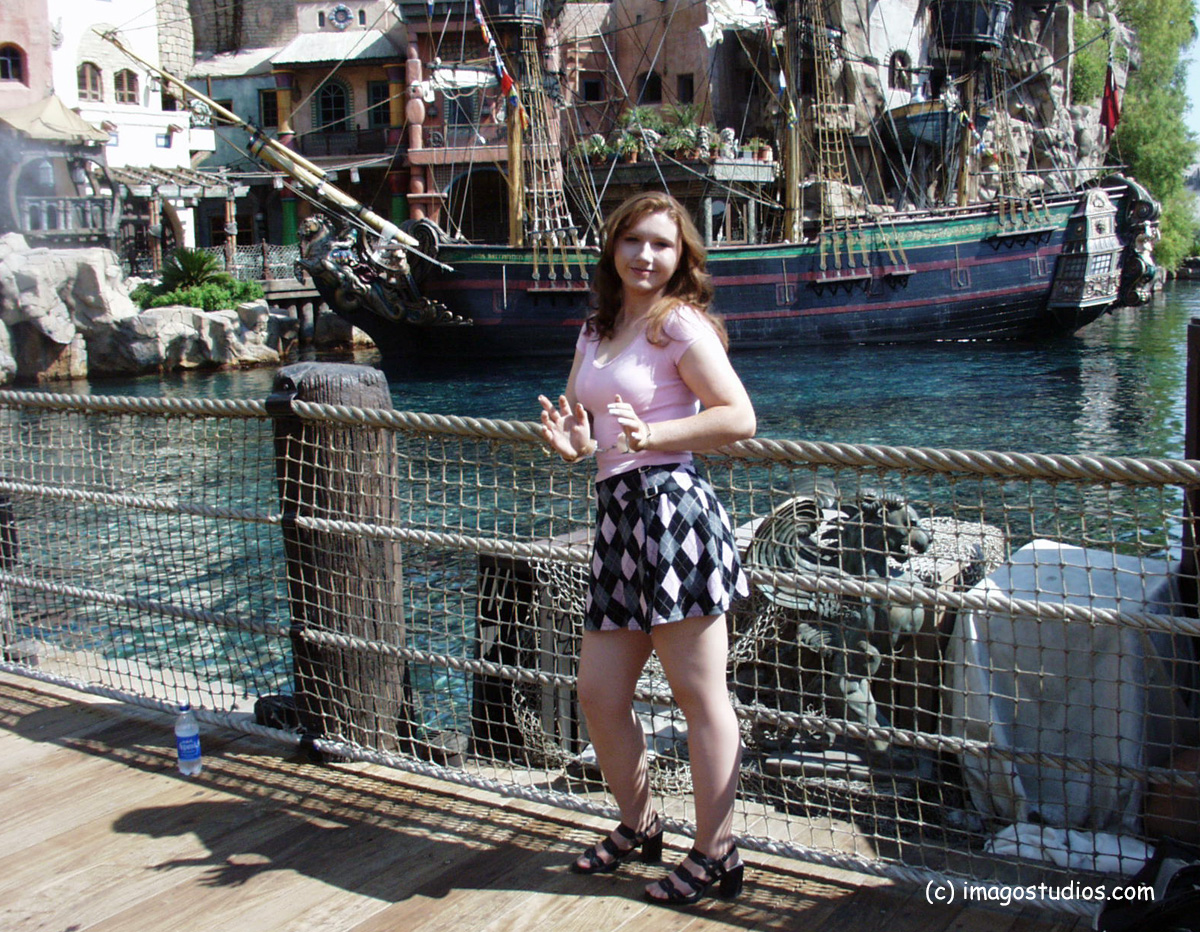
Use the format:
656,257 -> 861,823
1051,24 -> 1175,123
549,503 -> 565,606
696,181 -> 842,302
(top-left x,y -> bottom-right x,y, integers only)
0,674 -> 1082,932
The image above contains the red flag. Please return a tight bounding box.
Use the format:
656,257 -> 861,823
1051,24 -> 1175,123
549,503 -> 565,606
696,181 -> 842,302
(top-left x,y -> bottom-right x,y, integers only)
1100,63 -> 1121,141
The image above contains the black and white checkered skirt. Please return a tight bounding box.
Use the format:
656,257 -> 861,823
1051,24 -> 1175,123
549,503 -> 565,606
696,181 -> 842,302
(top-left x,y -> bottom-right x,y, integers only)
585,463 -> 750,632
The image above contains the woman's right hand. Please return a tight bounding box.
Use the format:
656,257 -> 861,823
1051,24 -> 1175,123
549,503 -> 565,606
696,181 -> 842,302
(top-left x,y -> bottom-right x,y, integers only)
538,394 -> 593,462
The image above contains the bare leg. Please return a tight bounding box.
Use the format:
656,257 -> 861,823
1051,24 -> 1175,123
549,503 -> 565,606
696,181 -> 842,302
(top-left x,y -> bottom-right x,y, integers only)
573,628 -> 657,869
646,614 -> 743,899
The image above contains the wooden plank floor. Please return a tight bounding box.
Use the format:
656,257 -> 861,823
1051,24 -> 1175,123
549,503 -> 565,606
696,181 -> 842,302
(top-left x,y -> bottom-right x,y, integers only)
0,674 -> 1084,932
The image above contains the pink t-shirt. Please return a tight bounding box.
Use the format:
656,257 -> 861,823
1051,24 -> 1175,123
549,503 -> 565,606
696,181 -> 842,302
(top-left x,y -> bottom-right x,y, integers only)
574,305 -> 724,482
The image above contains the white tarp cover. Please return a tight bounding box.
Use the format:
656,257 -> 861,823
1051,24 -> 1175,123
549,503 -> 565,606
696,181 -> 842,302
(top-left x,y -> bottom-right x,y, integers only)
0,95 -> 109,144
945,540 -> 1198,834
701,0 -> 777,47
430,67 -> 498,92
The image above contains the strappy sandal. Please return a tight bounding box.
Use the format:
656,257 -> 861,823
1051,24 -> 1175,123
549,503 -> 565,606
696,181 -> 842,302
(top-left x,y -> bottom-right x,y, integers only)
644,845 -> 744,905
569,817 -> 664,874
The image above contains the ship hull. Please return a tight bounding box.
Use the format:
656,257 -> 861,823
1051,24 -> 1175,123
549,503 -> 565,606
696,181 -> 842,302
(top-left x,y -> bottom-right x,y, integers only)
333,192 -> 1131,358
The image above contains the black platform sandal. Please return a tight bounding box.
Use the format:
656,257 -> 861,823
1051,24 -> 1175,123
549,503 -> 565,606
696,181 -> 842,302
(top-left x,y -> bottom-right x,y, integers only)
569,817 -> 664,874
644,845 -> 744,905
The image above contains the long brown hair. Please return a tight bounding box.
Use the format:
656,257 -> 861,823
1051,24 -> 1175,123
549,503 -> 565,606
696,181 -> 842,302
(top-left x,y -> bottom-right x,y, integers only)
587,192 -> 728,349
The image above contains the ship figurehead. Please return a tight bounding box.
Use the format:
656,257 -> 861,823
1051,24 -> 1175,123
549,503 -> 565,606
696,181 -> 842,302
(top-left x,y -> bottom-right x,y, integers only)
295,214 -> 463,327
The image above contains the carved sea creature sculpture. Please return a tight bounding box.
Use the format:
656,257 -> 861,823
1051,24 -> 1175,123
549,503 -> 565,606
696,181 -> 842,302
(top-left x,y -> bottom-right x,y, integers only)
739,478 -> 931,754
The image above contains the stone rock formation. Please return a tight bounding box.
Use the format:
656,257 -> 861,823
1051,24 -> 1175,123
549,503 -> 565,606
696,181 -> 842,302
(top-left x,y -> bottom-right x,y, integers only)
0,234 -> 299,384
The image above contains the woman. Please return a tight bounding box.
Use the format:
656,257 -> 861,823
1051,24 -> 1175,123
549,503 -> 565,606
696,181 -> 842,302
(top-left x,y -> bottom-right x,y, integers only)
538,192 -> 756,905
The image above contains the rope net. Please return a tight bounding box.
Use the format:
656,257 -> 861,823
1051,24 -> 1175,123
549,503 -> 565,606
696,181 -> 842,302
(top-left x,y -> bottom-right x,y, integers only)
1,386 -> 1197,910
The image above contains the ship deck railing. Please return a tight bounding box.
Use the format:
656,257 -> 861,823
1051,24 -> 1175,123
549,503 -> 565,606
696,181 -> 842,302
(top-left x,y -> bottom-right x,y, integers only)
1,370 -> 1196,925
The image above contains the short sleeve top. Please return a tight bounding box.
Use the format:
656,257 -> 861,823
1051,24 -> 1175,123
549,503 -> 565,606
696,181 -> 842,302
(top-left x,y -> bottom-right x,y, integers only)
574,305 -> 724,482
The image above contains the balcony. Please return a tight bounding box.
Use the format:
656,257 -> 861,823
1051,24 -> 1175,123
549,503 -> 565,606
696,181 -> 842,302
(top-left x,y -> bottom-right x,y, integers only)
19,196 -> 115,241
294,127 -> 391,158
393,0 -> 547,25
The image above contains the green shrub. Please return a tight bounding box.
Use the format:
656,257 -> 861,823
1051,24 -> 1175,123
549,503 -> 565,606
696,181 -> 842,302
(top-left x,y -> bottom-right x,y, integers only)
134,279 -> 264,312
129,282 -> 158,309
1071,16 -> 1108,105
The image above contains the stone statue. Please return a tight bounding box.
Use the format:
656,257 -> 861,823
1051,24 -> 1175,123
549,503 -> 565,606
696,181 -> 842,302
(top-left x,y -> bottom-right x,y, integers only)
736,478 -> 931,756
718,128 -> 738,159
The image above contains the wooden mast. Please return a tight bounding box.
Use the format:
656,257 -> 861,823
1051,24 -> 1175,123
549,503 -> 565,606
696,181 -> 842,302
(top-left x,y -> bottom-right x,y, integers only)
507,94 -> 525,248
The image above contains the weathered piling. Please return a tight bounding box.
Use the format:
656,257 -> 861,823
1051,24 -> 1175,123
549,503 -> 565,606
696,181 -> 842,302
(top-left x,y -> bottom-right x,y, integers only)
1182,318 -> 1200,612
0,495 -> 16,659
268,362 -> 406,751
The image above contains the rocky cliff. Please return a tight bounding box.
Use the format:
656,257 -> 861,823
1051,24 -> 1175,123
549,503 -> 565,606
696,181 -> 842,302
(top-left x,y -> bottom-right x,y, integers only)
0,234 -> 299,385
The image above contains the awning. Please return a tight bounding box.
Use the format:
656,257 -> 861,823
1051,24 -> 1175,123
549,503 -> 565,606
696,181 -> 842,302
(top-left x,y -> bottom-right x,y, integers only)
190,47 -> 282,79
109,166 -> 249,199
0,95 -> 110,144
430,66 -> 497,92
273,30 -> 400,66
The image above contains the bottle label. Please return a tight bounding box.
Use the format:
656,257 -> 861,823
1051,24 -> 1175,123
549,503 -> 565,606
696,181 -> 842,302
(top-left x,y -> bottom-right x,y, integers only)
177,734 -> 201,761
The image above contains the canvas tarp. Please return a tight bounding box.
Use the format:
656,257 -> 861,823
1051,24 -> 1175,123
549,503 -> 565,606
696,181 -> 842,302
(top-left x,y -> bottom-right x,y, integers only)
0,95 -> 110,144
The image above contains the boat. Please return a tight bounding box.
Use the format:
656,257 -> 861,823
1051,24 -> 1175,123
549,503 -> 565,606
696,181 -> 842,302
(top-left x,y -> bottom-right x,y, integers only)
106,1 -> 1160,357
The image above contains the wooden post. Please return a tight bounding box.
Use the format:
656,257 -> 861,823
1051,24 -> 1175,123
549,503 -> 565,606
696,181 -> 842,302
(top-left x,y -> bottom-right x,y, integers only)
148,197 -> 163,272
269,363 -> 406,752
507,94 -> 525,248
224,191 -> 237,273
0,495 -> 17,661
1181,318 -> 1200,612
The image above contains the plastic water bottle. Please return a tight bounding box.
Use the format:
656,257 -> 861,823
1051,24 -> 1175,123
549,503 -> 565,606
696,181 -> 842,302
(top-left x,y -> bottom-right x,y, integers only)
174,703 -> 202,776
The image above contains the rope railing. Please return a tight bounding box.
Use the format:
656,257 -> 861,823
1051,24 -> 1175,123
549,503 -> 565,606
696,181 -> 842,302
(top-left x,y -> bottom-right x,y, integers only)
1,374 -> 1197,919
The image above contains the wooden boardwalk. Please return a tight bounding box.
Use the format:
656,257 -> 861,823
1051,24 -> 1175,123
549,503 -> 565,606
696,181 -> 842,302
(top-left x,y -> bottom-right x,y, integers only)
0,674 -> 1084,932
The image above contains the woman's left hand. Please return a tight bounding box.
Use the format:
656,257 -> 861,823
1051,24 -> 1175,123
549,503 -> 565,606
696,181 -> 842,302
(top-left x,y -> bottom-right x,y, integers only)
608,394 -> 652,452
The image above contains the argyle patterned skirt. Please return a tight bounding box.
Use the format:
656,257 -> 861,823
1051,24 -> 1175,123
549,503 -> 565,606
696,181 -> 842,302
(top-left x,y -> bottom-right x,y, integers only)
585,463 -> 750,632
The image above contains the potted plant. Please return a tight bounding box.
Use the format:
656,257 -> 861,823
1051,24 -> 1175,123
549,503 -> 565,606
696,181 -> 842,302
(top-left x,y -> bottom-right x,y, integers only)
619,105 -> 666,136
572,134 -> 612,165
616,133 -> 642,163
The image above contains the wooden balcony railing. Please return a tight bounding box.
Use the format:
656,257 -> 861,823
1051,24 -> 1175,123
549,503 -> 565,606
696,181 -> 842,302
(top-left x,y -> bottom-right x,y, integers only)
20,196 -> 114,239
294,127 -> 391,158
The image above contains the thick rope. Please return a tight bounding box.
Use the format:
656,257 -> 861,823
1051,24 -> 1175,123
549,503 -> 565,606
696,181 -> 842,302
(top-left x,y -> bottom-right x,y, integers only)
4,390 -> 1199,486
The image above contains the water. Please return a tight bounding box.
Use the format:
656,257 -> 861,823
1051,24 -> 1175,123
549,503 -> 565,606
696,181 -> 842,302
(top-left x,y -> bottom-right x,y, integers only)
26,283 -> 1200,734
67,281 -> 1200,460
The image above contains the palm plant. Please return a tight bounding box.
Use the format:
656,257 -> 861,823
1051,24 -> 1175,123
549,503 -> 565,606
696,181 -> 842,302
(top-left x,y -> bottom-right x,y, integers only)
159,247 -> 233,291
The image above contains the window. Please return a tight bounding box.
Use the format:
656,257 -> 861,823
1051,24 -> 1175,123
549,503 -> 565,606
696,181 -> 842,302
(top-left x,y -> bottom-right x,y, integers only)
155,132 -> 172,148
367,81 -> 390,127
115,69 -> 138,104
78,62 -> 103,102
444,89 -> 480,129
582,77 -> 603,102
259,88 -> 279,128
676,73 -> 694,105
636,71 -> 662,105
0,45 -> 25,83
318,11 -> 326,26
316,83 -> 349,132
358,9 -> 366,24
888,50 -> 912,91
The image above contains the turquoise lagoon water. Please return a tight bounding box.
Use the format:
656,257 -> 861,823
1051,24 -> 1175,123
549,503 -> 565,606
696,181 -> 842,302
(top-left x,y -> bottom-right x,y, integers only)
77,281 -> 1197,458
28,281 -> 1200,731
